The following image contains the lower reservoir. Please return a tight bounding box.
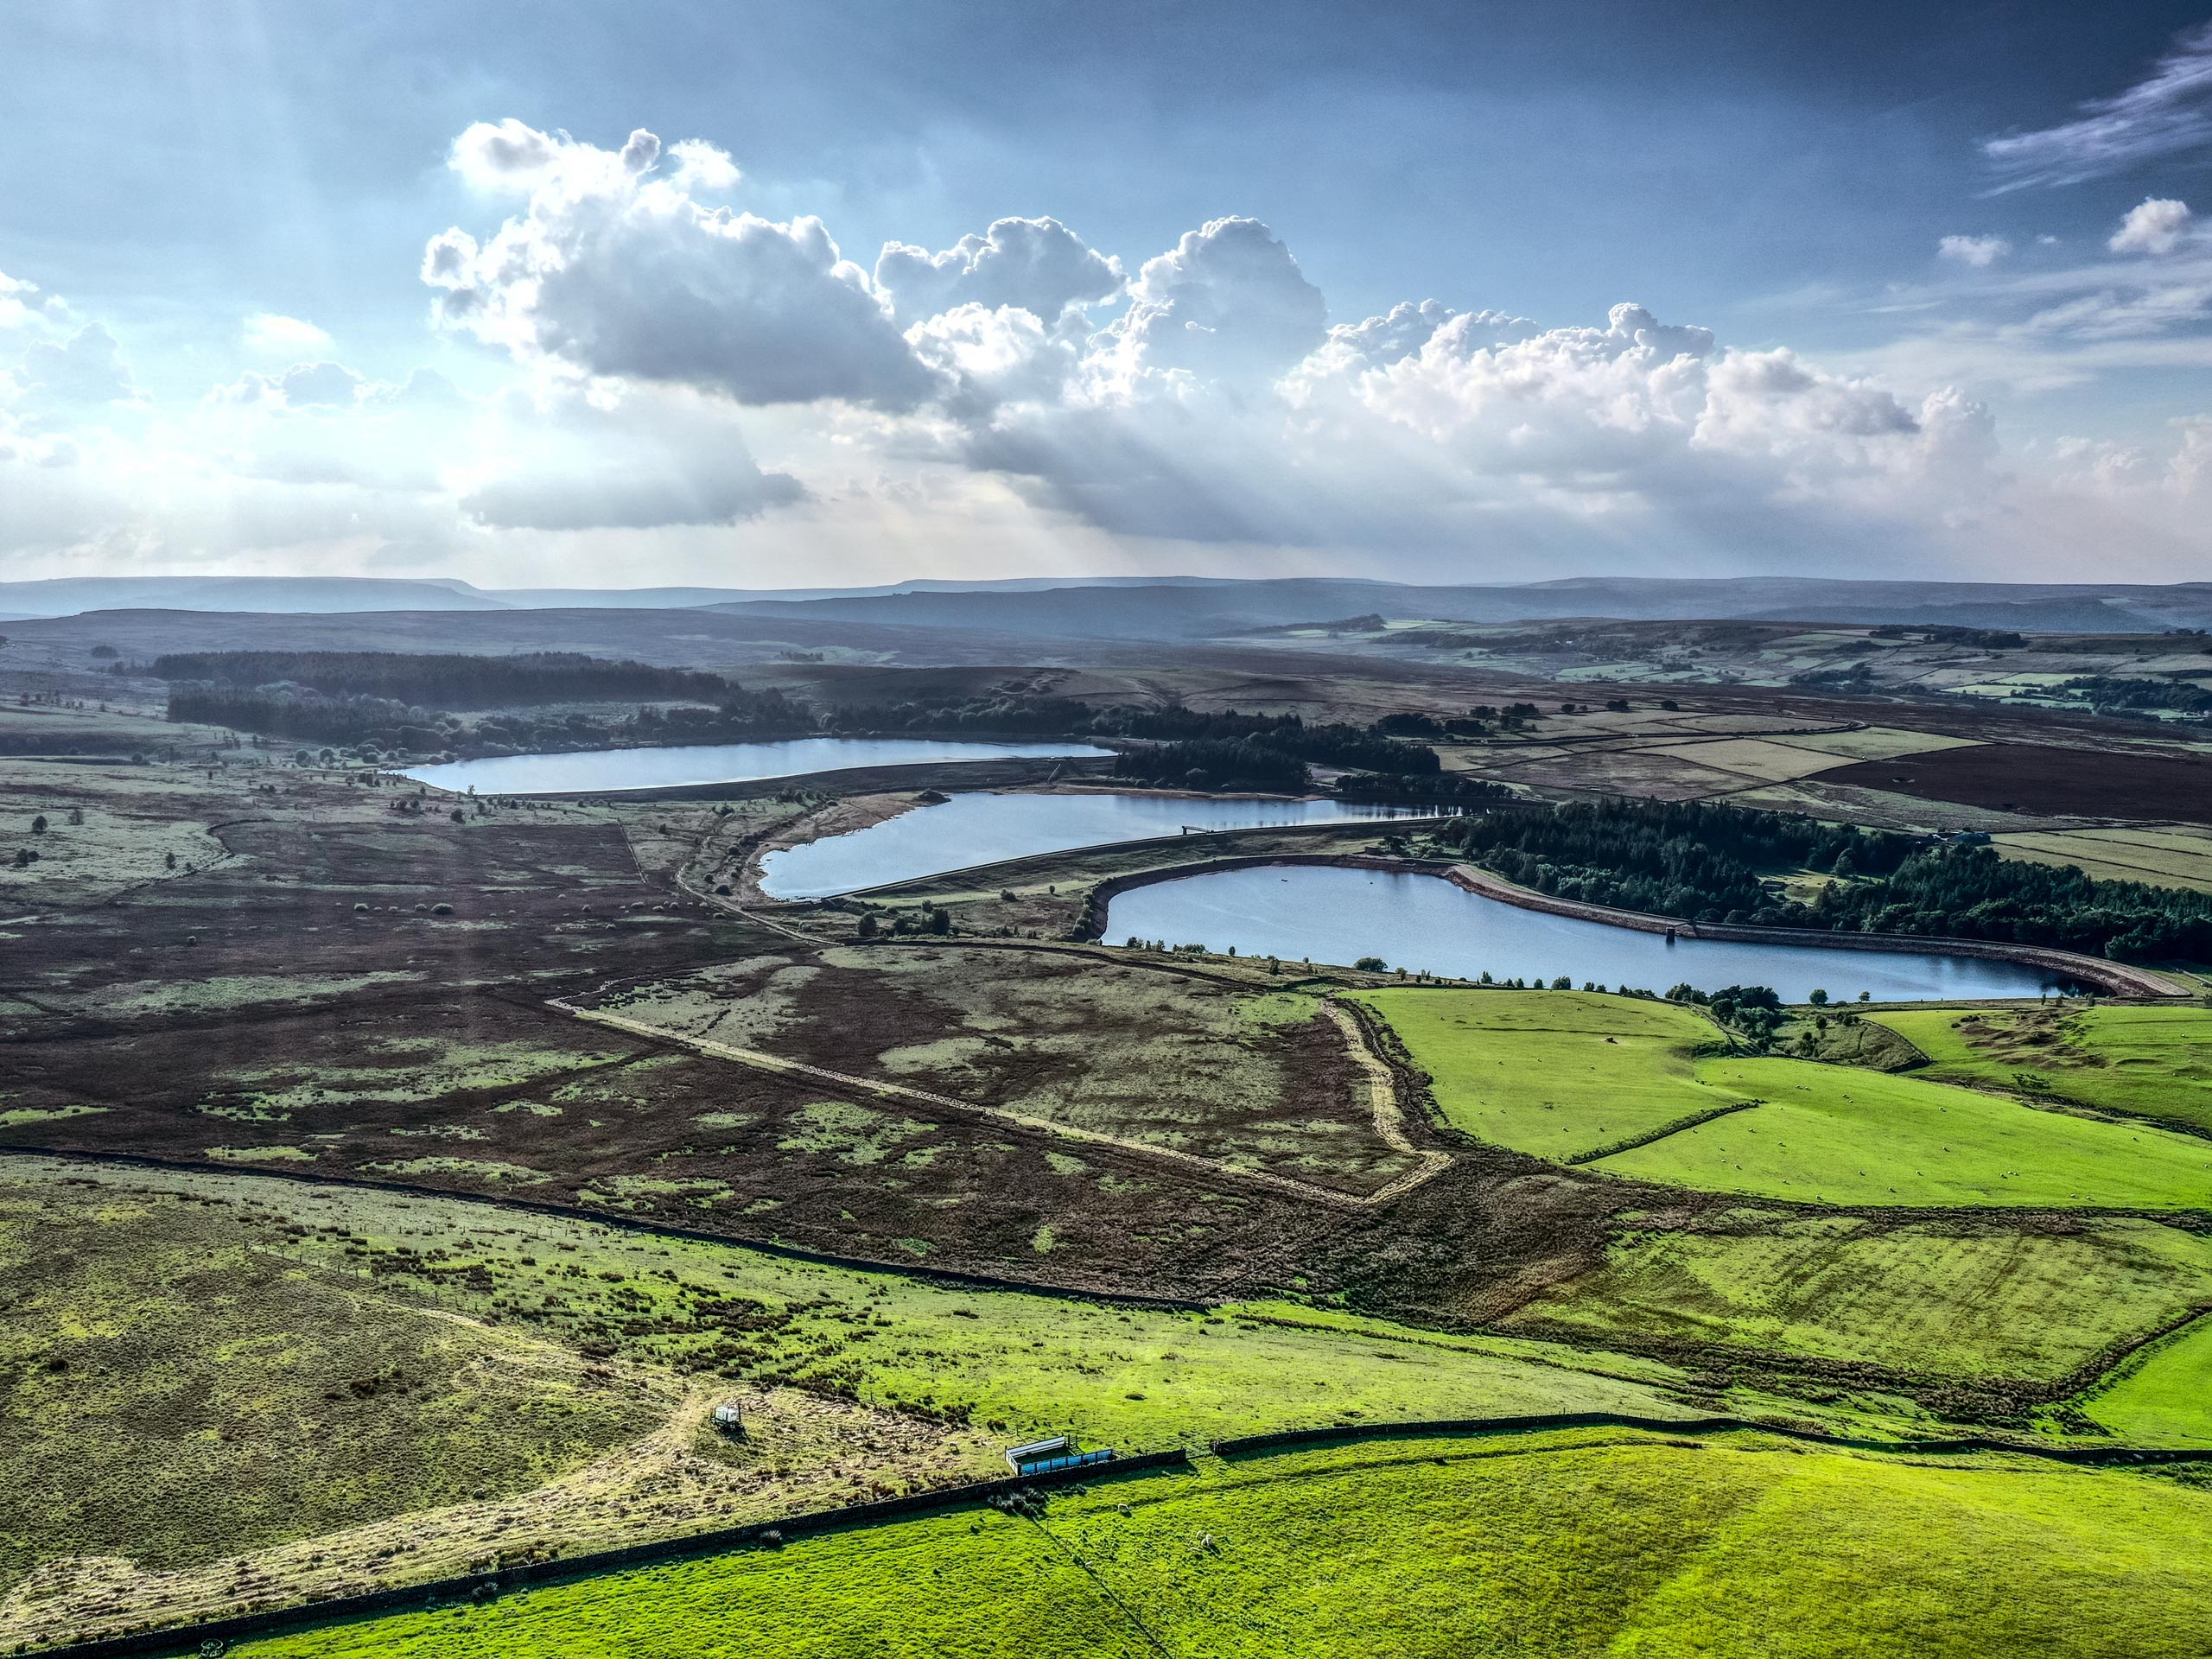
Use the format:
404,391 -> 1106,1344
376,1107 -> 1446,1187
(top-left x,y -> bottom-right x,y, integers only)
759,791 -> 1440,899
400,738 -> 1113,797
1104,864 -> 2070,1002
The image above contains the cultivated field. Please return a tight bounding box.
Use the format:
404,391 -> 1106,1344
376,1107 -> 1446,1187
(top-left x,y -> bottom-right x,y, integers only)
1991,826 -> 2212,893
1505,1214 -> 2212,1389
1808,743 -> 2212,825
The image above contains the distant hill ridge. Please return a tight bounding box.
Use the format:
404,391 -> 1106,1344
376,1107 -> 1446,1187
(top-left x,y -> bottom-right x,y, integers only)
3,573 -> 2209,634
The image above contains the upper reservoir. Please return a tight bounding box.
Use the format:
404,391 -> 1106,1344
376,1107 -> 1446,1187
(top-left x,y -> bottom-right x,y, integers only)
1105,864 -> 2071,1002
401,738 -> 1113,797
759,791 -> 1440,899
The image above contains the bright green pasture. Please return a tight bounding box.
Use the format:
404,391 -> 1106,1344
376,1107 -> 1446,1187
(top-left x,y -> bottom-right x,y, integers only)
1351,990 -> 1738,1160
1596,1058 -> 2212,1209
2080,1313 -> 2212,1445
1872,1005 -> 2212,1134
238,1433 -> 2212,1659
1507,1215 -> 2212,1380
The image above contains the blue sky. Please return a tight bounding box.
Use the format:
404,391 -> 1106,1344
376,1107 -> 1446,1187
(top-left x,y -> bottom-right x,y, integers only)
3,1 -> 2209,587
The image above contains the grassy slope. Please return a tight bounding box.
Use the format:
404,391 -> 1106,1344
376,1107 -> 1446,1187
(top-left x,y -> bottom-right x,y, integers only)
0,1180 -> 664,1586
1357,989 -> 2212,1208
1597,1058 -> 2212,1209
1503,1216 -> 2212,1381
238,1435 -> 2212,1659
1872,1006 -> 2212,1135
2080,1314 -> 2212,1445
0,1161 -> 1692,1599
1351,990 -> 1739,1160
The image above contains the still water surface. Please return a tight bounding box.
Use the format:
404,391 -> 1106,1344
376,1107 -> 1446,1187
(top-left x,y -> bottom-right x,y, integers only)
402,738 -> 1113,797
759,791 -> 1440,899
1106,865 -> 2070,1002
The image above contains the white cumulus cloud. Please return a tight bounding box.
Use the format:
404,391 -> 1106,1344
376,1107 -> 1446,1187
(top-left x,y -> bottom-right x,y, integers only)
1090,217 -> 1328,385
1938,234 -> 2012,267
876,216 -> 1122,327
2110,197 -> 2195,255
424,120 -> 935,409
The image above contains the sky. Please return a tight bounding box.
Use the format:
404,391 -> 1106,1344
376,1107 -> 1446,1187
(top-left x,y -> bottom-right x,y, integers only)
3,0 -> 2211,591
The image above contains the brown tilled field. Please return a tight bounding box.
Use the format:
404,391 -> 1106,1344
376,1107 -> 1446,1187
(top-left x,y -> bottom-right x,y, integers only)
1808,741 -> 2212,824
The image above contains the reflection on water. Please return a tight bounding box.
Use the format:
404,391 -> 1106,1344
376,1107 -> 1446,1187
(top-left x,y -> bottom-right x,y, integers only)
1106,865 -> 2070,1003
400,738 -> 1112,797
759,791 -> 1443,899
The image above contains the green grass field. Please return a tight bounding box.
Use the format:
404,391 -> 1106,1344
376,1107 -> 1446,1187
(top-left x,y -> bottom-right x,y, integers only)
1872,1006 -> 2212,1135
1595,1058 -> 2212,1209
2079,1313 -> 2212,1446
1505,1215 -> 2212,1382
1357,991 -> 2212,1208
235,1433 -> 2212,1659
1350,990 -> 1739,1160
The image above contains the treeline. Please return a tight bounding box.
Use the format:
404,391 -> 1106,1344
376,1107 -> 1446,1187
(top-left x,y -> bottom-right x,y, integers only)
1114,739 -> 1308,791
1809,844 -> 2212,963
149,650 -> 734,708
2050,677 -> 2212,717
163,651 -> 808,754
1869,625 -> 2025,649
1442,800 -> 1910,924
833,692 -> 1440,789
165,688 -> 442,748
1441,798 -> 2212,963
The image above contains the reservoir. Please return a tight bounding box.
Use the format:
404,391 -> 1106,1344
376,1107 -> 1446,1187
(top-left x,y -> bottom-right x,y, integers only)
1104,865 -> 2071,1002
759,791 -> 1441,899
401,737 -> 1113,797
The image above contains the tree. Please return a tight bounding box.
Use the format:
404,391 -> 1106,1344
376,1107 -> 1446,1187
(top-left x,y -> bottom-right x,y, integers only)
29,815 -> 47,836
856,912 -> 880,939
1808,988 -> 1829,1005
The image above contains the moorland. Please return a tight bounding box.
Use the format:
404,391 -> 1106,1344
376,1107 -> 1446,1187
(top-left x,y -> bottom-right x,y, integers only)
4,575 -> 2212,1657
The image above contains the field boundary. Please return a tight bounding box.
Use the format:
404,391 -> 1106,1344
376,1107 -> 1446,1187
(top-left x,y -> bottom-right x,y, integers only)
1562,1099 -> 1765,1165
24,1451 -> 1192,1659
1209,1410 -> 2212,1467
